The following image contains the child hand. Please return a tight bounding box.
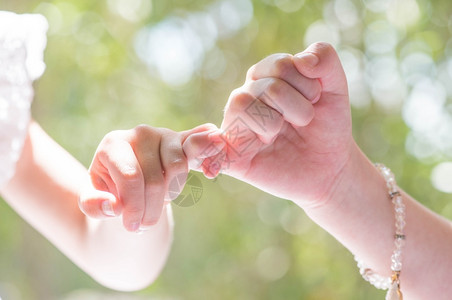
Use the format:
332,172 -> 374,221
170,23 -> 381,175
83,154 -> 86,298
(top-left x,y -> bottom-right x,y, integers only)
186,42 -> 353,208
79,123 -> 219,232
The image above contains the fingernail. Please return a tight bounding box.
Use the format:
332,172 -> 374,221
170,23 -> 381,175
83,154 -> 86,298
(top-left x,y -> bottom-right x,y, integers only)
294,52 -> 319,67
130,222 -> 140,232
101,200 -> 115,217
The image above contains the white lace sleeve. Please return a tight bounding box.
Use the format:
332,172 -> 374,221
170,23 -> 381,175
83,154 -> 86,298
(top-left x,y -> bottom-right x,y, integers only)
0,11 -> 48,188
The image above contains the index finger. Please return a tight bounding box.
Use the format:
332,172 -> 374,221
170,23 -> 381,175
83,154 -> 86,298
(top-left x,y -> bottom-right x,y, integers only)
247,53 -> 321,104
97,138 -> 146,232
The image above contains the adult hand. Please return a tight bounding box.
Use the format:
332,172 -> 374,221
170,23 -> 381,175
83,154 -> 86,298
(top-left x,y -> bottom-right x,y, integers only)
186,42 -> 353,209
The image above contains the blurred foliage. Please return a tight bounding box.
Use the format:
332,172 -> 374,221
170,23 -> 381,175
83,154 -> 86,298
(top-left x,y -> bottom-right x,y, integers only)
1,0 -> 452,299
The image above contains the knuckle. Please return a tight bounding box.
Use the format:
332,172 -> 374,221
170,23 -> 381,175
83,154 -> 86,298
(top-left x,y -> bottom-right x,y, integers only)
159,127 -> 174,136
102,130 -> 123,145
311,42 -> 335,56
133,124 -> 150,137
135,124 -> 151,132
246,63 -> 258,80
229,88 -> 253,111
314,41 -> 333,50
133,124 -> 158,140
272,54 -> 294,77
120,168 -> 142,184
229,87 -> 244,99
265,78 -> 284,98
96,150 -> 111,167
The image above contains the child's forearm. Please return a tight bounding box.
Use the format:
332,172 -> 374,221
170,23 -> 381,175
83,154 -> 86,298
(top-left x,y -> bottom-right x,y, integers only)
0,121 -> 173,291
303,142 -> 452,299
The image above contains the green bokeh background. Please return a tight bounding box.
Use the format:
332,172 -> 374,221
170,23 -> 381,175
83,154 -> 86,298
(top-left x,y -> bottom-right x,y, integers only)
1,0 -> 452,299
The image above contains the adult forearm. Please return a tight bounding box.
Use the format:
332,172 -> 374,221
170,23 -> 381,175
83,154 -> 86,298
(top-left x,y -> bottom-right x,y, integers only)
1,122 -> 173,290
302,143 -> 452,299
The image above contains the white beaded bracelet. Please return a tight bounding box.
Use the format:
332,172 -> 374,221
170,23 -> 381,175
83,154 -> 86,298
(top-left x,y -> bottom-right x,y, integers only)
354,163 -> 405,300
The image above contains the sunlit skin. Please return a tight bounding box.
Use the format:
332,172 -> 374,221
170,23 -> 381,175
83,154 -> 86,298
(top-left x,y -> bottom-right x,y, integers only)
1,122 -> 212,291
182,42 -> 452,299
4,0 -> 451,296
186,42 -> 351,209
79,123 -> 219,231
79,42 -> 452,297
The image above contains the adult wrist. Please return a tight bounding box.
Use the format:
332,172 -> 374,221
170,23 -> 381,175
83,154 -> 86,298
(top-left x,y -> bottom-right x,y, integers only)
301,143 -> 396,278
299,141 -> 370,214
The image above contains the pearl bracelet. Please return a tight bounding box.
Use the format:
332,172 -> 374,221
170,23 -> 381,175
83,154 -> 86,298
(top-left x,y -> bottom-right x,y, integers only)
354,163 -> 405,300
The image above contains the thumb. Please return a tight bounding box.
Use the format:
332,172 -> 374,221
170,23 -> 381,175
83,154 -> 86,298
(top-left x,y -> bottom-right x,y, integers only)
79,188 -> 122,219
293,42 -> 348,98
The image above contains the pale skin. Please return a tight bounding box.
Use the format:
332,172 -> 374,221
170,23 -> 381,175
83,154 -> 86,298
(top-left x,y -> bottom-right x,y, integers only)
181,42 -> 452,299
0,121 -> 214,291
26,43 -> 452,299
